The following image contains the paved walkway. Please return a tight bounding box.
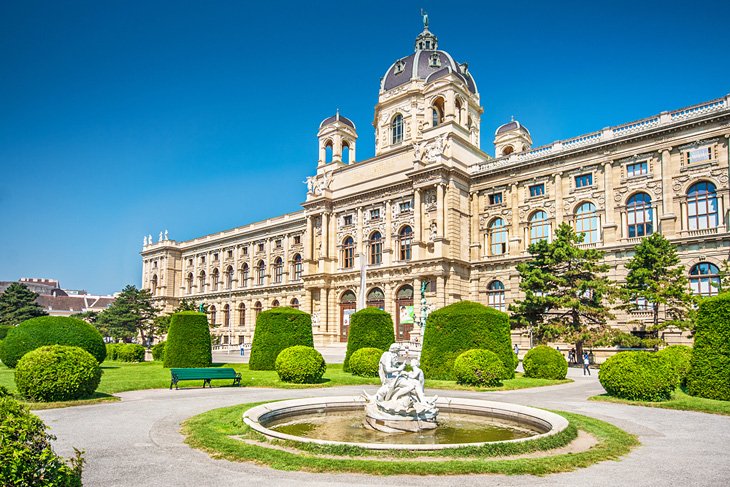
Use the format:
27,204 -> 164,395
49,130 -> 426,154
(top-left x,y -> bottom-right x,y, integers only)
38,368 -> 730,486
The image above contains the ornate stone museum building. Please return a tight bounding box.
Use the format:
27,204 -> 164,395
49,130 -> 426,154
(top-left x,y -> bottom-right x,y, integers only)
141,21 -> 730,347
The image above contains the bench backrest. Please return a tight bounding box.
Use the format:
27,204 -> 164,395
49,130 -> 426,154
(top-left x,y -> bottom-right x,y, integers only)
171,367 -> 238,380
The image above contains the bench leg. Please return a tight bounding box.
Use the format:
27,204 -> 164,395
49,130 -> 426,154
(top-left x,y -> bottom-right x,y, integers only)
233,377 -> 241,387
203,379 -> 211,388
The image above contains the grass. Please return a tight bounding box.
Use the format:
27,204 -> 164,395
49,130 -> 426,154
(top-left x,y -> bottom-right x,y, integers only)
0,361 -> 569,409
590,388 -> 730,417
182,402 -> 639,476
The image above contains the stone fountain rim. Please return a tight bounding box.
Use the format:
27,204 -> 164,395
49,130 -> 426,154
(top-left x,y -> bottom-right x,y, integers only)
242,395 -> 570,451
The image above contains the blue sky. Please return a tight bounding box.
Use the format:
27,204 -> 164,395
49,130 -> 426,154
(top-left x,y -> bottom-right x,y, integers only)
1,0 -> 728,295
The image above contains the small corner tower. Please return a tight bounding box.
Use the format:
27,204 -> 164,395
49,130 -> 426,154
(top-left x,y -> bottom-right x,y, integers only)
494,118 -> 532,157
317,111 -> 358,167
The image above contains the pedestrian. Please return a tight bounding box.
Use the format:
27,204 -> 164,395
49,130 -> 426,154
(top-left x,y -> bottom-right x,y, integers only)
583,352 -> 591,376
513,343 -> 519,356
239,343 -> 245,357
569,348 -> 575,365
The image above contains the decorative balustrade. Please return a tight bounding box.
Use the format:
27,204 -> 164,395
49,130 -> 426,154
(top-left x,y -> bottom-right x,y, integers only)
471,95 -> 729,175
682,227 -> 719,237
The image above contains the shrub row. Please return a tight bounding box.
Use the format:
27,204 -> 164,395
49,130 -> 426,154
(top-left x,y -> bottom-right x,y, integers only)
274,346 -> 326,384
599,351 -> 676,401
151,341 -> 166,361
687,293 -> 730,401
249,308 -> 312,370
343,308 -> 394,372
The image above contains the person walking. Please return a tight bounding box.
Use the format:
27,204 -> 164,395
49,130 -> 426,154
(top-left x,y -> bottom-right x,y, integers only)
239,343 -> 245,357
583,352 -> 591,376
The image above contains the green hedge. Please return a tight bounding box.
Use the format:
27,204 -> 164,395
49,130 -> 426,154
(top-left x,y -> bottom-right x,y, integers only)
687,293 -> 730,401
0,316 -> 106,368
116,343 -> 145,362
0,396 -> 83,485
657,345 -> 692,387
163,312 -> 212,368
151,341 -> 166,361
523,345 -> 568,380
0,325 -> 13,341
249,307 -> 313,370
274,346 -> 326,384
343,308 -> 395,372
15,345 -> 102,402
348,347 -> 383,377
453,349 -> 505,387
106,343 -> 121,360
420,301 -> 513,380
598,351 -> 676,401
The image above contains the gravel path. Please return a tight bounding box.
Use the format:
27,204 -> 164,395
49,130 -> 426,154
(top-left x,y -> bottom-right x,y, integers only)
37,368 -> 730,486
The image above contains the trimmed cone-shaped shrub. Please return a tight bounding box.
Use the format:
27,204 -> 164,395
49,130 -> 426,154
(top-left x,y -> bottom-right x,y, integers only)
343,308 -> 395,372
163,312 -> 212,368
687,293 -> 730,401
453,349 -> 506,386
116,343 -> 145,362
523,345 -> 568,380
599,351 -> 676,401
657,345 -> 692,387
0,395 -> 83,485
151,341 -> 166,361
15,345 -> 102,402
249,307 -> 313,370
275,346 -> 326,384
421,301 -> 513,380
0,316 -> 106,368
348,347 -> 383,377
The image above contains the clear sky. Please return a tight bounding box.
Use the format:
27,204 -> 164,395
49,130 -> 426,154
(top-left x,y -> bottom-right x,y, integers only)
1,0 -> 728,295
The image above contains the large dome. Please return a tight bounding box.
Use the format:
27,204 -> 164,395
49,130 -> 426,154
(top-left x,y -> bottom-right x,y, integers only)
381,50 -> 478,94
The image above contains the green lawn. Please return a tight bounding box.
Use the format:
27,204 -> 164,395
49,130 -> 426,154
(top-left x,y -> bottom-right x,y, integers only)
0,360 -> 569,408
589,389 -> 730,416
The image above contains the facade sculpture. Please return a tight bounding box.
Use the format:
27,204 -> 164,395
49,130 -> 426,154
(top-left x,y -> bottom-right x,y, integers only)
140,17 -> 730,351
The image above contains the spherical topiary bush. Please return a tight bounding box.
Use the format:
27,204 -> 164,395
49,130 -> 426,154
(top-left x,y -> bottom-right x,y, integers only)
421,301 -> 513,380
0,316 -> 106,368
687,293 -> 730,401
274,346 -> 326,384
598,351 -> 676,401
523,345 -> 568,380
453,349 -> 506,387
343,308 -> 395,372
249,308 -> 313,370
15,345 -> 102,402
164,312 -> 212,368
151,341 -> 166,361
115,343 -> 145,362
348,347 -> 383,377
657,345 -> 692,387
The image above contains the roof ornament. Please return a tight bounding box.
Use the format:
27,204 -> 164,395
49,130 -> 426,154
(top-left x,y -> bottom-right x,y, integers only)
421,8 -> 429,29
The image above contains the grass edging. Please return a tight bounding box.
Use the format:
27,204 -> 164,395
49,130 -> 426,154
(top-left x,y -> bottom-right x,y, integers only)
182,402 -> 638,476
589,389 -> 730,417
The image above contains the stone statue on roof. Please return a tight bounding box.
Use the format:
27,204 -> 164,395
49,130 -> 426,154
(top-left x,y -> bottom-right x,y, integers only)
421,9 -> 429,29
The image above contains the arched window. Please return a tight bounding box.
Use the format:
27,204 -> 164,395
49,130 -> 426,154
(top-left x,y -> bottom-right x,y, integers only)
240,264 -> 249,288
501,145 -> 514,156
293,254 -> 303,280
186,273 -> 193,295
399,226 -> 413,261
529,211 -> 551,244
198,271 -> 206,293
324,139 -> 333,163
489,218 -> 508,255
211,268 -> 219,291
273,257 -> 283,284
391,114 -> 403,144
238,303 -> 246,326
209,305 -> 217,326
225,266 -> 234,290
223,304 -> 230,327
271,299 -> 280,308
575,202 -> 599,243
369,231 -> 382,265
627,193 -> 653,238
366,287 -> 385,309
431,97 -> 444,127
254,301 -> 262,318
687,182 -> 718,230
487,280 -> 506,311
455,97 -> 463,124
150,274 -> 158,296
342,141 -> 350,163
290,298 -> 300,309
256,260 -> 265,286
342,236 -> 355,269
689,262 -> 720,297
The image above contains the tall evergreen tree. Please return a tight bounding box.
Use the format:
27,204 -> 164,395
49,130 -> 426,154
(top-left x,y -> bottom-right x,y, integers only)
510,223 -> 616,356
0,283 -> 47,326
621,233 -> 695,331
95,285 -> 159,342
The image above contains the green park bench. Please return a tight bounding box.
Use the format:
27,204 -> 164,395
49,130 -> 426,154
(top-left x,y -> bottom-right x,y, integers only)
169,367 -> 242,390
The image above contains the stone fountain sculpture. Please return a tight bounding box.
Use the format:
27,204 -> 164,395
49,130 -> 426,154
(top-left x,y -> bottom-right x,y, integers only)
362,344 -> 439,433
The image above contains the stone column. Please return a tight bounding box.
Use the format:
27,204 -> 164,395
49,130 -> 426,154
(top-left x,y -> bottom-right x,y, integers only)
356,207 -> 364,265
304,216 -> 313,262
602,161 -> 617,243
470,192 -> 480,260
436,184 -> 445,238
446,90 -> 456,121
554,173 -> 563,225
385,200 -> 392,265
510,183 -> 521,254
323,287 -> 330,333
660,148 -> 677,235
414,188 -> 422,260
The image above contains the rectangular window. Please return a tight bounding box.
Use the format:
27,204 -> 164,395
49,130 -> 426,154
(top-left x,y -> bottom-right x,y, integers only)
627,161 -> 648,178
275,239 -> 282,249
687,146 -> 712,164
294,235 -> 301,244
258,243 -> 264,252
489,193 -> 503,205
242,247 -> 248,255
343,215 -> 353,226
188,258 -> 193,266
213,253 -> 219,261
399,201 -> 412,212
529,184 -> 545,197
227,250 -> 233,258
575,174 -> 593,188
370,209 -> 380,220
200,256 -> 205,264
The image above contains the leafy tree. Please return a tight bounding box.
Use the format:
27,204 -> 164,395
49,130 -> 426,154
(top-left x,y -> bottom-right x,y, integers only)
95,285 -> 159,343
0,283 -> 47,326
175,299 -> 198,312
621,233 -> 696,332
510,223 -> 616,357
71,310 -> 99,324
151,299 -> 201,340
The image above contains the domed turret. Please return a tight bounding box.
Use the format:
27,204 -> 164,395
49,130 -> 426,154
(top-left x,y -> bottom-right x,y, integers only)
494,118 -> 532,156
317,110 -> 357,166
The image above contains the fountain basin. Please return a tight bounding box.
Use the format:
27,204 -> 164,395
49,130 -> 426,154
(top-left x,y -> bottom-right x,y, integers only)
243,396 -> 570,451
